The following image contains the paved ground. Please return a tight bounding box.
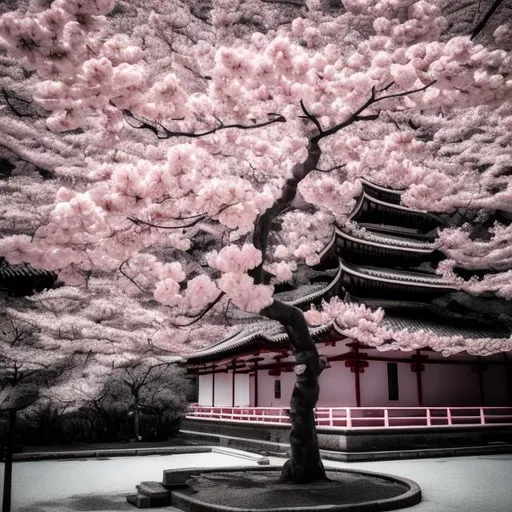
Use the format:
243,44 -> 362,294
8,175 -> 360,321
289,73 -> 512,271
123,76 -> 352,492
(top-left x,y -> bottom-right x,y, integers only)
1,449 -> 512,511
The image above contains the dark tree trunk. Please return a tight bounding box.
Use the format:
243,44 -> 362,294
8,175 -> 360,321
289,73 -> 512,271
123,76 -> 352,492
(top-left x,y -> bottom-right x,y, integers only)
280,348 -> 327,483
262,300 -> 328,484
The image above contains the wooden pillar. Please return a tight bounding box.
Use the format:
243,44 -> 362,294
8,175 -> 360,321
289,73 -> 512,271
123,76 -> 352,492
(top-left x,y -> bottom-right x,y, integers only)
254,361 -> 259,407
345,343 -> 368,407
355,364 -> 361,407
415,350 -> 423,406
416,366 -> 423,406
411,350 -> 427,406
231,361 -> 236,407
211,365 -> 215,406
354,345 -> 361,407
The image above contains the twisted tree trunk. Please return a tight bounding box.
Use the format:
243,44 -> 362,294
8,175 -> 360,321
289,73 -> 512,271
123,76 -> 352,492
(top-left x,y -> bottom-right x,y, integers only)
262,300 -> 328,483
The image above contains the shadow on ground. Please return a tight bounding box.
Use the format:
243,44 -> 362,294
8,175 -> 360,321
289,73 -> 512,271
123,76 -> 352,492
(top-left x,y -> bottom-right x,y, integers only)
16,493 -> 133,512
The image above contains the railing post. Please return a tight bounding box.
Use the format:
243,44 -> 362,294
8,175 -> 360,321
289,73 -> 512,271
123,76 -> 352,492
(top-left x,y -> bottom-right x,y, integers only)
480,408 -> 486,425
384,408 -> 389,428
346,407 -> 352,428
426,408 -> 431,427
447,408 -> 452,426
329,408 -> 333,427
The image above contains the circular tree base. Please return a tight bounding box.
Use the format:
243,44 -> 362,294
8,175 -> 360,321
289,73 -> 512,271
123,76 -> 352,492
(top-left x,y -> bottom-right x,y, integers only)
170,466 -> 421,512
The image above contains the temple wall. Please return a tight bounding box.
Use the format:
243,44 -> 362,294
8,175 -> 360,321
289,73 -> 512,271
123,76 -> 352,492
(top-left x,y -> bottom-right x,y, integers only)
257,371 -> 295,407
196,355 -> 510,409
359,360 -> 418,407
213,372 -> 232,406
483,365 -> 508,406
234,373 -> 250,406
422,364 -> 480,406
249,373 -> 256,407
318,361 -> 357,407
198,374 -> 213,406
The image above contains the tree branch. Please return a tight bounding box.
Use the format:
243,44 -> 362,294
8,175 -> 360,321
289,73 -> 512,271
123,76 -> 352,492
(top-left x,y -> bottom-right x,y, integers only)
120,108 -> 286,139
315,163 -> 346,173
128,203 -> 239,230
128,215 -> 206,230
118,260 -> 150,294
471,0 -> 505,40
170,291 -> 225,327
299,100 -> 323,134
312,80 -> 436,143
251,139 -> 321,284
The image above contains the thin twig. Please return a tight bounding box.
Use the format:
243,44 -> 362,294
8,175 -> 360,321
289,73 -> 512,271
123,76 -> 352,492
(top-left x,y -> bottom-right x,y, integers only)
170,292 -> 225,327
119,260 -> 150,294
314,164 -> 347,173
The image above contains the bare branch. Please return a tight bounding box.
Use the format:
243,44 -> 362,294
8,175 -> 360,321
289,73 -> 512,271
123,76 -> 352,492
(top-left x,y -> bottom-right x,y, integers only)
128,203 -> 239,230
299,100 -> 323,134
170,292 -> 225,327
128,215 -> 206,230
311,80 -> 436,143
314,164 -> 346,173
118,260 -> 150,294
119,107 -> 286,139
471,0 -> 505,40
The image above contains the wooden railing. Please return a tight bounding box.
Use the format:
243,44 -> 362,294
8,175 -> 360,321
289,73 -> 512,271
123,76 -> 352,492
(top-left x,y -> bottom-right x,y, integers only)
186,405 -> 512,428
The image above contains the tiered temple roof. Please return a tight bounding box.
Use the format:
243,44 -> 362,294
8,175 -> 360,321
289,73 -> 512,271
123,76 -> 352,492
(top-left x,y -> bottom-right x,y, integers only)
184,180 -> 511,367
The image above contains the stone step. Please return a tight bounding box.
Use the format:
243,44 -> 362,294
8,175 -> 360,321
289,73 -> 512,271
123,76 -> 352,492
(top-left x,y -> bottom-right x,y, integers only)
126,493 -> 151,509
137,481 -> 169,498
127,481 -> 172,508
127,493 -> 183,510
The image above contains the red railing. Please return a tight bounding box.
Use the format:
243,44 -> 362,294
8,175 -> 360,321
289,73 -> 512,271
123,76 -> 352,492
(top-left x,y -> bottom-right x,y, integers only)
186,405 -> 512,428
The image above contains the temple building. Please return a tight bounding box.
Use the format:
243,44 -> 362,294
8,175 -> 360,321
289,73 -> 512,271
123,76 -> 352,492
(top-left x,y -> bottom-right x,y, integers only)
0,257 -> 59,297
183,180 -> 512,438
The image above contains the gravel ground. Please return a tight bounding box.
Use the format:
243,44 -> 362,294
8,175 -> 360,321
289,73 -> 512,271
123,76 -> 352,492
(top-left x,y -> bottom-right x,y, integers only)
1,452 -> 512,511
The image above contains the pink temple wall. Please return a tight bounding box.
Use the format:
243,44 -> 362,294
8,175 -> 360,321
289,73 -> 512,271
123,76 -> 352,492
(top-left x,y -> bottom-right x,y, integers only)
257,371 -> 295,407
422,364 -> 480,406
359,360 -> 418,407
318,360 -> 356,407
197,355 -> 510,408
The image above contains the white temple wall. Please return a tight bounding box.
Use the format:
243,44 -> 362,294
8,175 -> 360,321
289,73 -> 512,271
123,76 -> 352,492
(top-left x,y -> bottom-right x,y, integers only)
257,371 -> 295,407
234,373 -> 250,406
198,374 -> 213,406
213,372 -> 232,406
422,364 -> 480,406
317,361 -> 357,407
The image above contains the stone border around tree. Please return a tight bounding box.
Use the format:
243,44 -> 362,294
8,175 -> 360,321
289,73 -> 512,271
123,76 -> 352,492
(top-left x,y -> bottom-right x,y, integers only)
165,465 -> 421,512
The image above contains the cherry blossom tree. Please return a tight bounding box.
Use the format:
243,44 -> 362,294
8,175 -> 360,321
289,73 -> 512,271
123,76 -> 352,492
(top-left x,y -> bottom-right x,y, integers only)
1,0 -> 511,482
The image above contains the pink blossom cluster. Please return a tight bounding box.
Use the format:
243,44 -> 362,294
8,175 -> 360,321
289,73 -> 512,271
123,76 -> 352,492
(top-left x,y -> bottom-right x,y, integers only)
206,244 -> 273,313
306,297 -> 512,356
277,211 -> 336,266
218,272 -> 274,313
207,244 -> 262,274
0,1 -> 115,78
